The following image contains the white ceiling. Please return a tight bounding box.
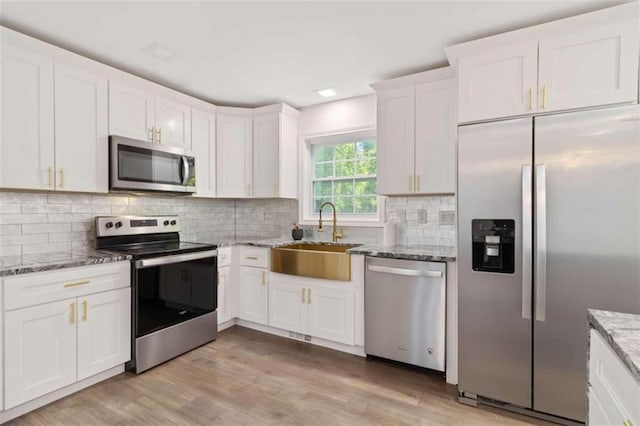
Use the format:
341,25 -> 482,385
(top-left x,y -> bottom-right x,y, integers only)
0,1 -> 629,108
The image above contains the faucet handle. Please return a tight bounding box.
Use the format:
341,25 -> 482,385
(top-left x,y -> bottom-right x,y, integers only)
335,228 -> 344,240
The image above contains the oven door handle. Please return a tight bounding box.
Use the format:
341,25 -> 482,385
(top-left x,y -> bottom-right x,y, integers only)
135,250 -> 218,269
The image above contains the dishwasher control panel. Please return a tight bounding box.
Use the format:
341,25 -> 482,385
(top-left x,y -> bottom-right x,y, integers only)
472,219 -> 515,274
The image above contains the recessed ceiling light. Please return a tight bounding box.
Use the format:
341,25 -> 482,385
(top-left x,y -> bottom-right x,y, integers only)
142,43 -> 176,61
317,88 -> 337,98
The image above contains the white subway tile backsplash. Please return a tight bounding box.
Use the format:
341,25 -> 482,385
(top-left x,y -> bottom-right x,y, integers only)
0,214 -> 48,224
21,204 -> 72,214
22,241 -> 71,255
0,224 -> 21,235
0,203 -> 21,214
22,223 -> 72,234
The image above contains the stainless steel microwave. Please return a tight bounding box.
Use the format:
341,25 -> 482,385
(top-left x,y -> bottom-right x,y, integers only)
110,135 -> 196,194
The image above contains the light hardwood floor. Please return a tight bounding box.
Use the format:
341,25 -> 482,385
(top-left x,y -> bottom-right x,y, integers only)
9,326 -> 548,425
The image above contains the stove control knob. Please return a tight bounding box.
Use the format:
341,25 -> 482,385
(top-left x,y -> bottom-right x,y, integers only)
170,220 -> 177,226
105,222 -> 114,229
115,221 -> 123,229
164,220 -> 170,226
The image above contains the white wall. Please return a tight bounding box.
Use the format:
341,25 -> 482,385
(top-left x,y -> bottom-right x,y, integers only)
298,94 -> 376,136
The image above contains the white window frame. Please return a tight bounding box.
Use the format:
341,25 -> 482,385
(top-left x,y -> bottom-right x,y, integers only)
298,127 -> 385,227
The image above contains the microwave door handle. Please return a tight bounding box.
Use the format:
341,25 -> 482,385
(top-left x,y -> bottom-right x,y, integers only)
181,156 -> 189,186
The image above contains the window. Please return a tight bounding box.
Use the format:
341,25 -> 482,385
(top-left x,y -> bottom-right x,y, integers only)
301,129 -> 382,225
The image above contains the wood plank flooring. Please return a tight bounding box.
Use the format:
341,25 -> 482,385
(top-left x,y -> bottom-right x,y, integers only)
9,326 -> 549,425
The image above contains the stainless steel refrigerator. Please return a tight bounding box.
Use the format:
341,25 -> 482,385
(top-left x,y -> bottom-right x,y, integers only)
457,105 -> 640,423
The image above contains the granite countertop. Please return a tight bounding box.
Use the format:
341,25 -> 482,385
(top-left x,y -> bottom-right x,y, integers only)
347,244 -> 457,262
589,309 -> 640,382
0,250 -> 132,277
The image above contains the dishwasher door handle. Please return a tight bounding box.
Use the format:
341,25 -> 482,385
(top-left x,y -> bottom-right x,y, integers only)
367,264 -> 443,278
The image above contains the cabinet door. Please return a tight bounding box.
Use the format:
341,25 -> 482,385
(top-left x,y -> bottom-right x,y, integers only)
0,44 -> 54,190
376,86 -> 416,195
458,42 -> 538,122
268,279 -> 307,334
54,63 -> 108,193
538,19 -> 639,113
253,113 -> 280,197
306,286 -> 355,345
238,266 -> 268,324
191,108 -> 216,197
415,78 -> 456,194
155,96 -> 191,149
108,80 -> 155,142
216,115 -> 253,197
217,266 -> 231,324
4,299 -> 77,409
77,288 -> 131,381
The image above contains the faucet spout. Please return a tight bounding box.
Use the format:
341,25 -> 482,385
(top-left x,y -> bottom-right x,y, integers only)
318,201 -> 343,243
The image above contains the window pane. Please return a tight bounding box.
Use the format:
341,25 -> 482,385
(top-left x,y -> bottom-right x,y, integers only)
313,197 -> 332,212
334,143 -> 356,160
356,159 -> 376,176
334,180 -> 353,196
313,145 -> 334,162
334,197 -> 354,213
313,181 -> 332,197
356,140 -> 376,159
354,178 -> 376,195
355,196 -> 377,213
314,163 -> 333,178
335,161 -> 355,177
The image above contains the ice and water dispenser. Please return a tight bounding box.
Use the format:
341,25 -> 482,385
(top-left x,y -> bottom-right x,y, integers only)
471,219 -> 515,274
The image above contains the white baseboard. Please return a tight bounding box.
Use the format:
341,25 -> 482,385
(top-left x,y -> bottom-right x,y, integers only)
235,319 -> 366,357
217,318 -> 236,332
0,365 -> 125,424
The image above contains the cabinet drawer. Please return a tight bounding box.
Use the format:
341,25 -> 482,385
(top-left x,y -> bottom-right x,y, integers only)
218,247 -> 232,267
239,247 -> 269,268
589,329 -> 640,426
3,262 -> 131,310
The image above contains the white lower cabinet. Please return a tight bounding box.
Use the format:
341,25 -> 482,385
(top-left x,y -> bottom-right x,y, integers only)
1,262 -> 131,411
4,299 -> 77,409
269,277 -> 356,345
238,266 -> 268,325
77,288 -> 131,381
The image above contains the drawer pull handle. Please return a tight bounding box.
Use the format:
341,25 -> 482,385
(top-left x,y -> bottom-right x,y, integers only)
64,279 -> 90,288
246,256 -> 259,260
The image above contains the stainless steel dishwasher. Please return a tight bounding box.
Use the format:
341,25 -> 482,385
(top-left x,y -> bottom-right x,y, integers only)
365,256 -> 446,371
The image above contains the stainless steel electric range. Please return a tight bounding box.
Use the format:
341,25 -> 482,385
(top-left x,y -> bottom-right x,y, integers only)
96,215 -> 218,373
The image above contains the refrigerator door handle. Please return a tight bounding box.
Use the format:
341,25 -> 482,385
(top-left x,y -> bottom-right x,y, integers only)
535,164 -> 547,322
522,165 -> 533,319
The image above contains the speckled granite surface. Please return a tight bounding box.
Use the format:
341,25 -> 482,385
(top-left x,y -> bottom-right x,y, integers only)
346,244 -> 456,262
0,250 -> 132,277
589,309 -> 640,382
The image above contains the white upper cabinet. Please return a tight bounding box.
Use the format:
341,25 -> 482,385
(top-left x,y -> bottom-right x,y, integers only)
108,80 -> 155,142
54,63 -> 108,193
447,2 -> 639,123
216,112 -> 253,198
155,95 -> 191,149
373,68 -> 456,195
253,113 -> 280,198
457,42 -> 538,122
538,18 -> 639,113
0,44 -> 55,190
191,107 -> 216,197
376,86 -> 415,195
415,78 -> 456,194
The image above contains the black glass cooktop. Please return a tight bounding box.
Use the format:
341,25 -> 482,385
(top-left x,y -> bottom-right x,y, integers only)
105,241 -> 216,258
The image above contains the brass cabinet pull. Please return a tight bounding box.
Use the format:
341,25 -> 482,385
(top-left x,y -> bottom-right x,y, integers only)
58,169 -> 65,188
301,288 -> 306,304
82,300 -> 88,322
155,128 -> 162,144
408,176 -> 413,192
529,87 -> 534,110
623,421 -> 633,426
47,166 -> 53,188
261,271 -> 266,285
416,175 -> 420,192
307,288 -> 311,304
541,85 -> 548,109
64,279 -> 90,288
70,302 -> 75,324
246,256 -> 258,260
148,127 -> 155,141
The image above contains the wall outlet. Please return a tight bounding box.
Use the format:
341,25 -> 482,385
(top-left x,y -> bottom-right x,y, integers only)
417,209 -> 428,223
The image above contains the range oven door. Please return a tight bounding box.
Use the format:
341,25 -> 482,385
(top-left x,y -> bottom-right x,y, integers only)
110,135 -> 196,193
133,250 -> 217,338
